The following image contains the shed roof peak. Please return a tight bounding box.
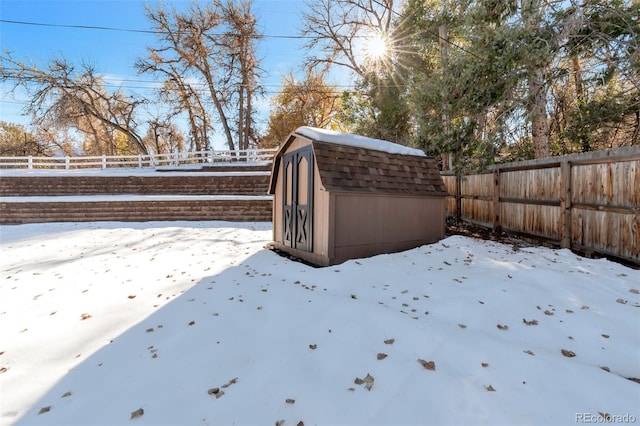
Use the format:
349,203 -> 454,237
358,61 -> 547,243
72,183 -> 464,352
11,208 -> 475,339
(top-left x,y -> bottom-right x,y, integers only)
295,126 -> 426,158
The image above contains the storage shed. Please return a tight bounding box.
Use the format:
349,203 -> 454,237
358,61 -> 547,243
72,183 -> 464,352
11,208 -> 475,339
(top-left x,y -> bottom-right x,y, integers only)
268,127 -> 448,266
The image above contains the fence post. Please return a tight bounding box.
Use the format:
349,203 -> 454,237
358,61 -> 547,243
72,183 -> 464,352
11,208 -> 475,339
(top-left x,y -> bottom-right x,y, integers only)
65,156 -> 70,170
173,149 -> 179,166
102,155 -> 107,169
28,156 -> 33,169
210,148 -> 216,164
493,168 -> 501,232
560,160 -> 572,249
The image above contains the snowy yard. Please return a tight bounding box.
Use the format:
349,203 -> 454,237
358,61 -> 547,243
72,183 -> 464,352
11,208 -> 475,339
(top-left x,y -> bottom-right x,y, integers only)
1,221 -> 638,426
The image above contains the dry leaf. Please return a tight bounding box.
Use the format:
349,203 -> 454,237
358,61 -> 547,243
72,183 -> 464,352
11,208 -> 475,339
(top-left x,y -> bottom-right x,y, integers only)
485,385 -> 496,392
188,320 -> 195,326
417,359 -> 436,371
561,349 -> 576,357
297,422 -> 304,426
208,388 -> 224,399
127,295 -> 136,299
0,367 -> 7,374
130,408 -> 144,419
38,406 -> 51,415
616,298 -> 627,305
630,289 -> 639,294
543,310 -> 554,316
309,344 -> 317,350
285,398 -> 295,404
497,324 -> 509,331
275,420 -> 285,426
376,353 -> 388,360
600,366 -> 610,372
458,324 -> 467,329
481,363 -> 489,368
524,350 -> 535,356
61,391 -> 72,398
80,313 -> 92,320
384,338 -> 395,345
601,334 -> 610,339
522,318 -> 538,326
363,373 -> 374,391
598,412 -> 612,422
354,377 -> 364,385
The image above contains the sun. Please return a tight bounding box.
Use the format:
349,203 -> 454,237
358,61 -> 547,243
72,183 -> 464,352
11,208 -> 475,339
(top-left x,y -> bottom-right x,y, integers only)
364,31 -> 389,62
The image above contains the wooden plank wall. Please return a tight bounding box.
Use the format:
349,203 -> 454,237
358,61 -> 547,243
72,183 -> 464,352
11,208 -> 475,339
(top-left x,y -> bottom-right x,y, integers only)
442,146 -> 640,265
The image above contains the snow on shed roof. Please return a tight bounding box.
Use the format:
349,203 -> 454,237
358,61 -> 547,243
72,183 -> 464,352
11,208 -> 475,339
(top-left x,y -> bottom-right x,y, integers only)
296,126 -> 426,157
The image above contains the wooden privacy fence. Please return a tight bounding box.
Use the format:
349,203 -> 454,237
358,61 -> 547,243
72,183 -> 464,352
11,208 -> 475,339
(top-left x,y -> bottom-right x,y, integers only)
442,146 -> 640,265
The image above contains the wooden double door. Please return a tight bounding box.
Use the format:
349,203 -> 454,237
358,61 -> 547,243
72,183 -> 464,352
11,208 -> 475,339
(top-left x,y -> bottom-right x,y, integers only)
282,147 -> 314,252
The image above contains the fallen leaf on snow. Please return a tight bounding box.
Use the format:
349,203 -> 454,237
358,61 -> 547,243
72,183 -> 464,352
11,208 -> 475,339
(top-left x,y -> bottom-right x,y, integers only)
130,408 -> 144,420
309,344 -> 317,350
481,363 -> 489,368
0,367 -> 7,374
616,298 -> 627,305
127,295 -> 136,299
376,353 -> 388,360
630,289 -> 639,294
80,313 -> 92,320
524,350 -> 535,356
600,366 -> 610,372
384,338 -> 395,345
417,359 -> 436,371
544,310 -> 554,316
458,324 -> 467,329
363,373 -> 374,391
38,406 -> 51,415
561,349 -> 576,357
598,412 -> 612,422
497,324 -> 509,331
188,320 -> 195,326
275,420 -> 285,426
485,385 -> 496,392
285,398 -> 295,404
522,318 -> 538,326
61,391 -> 72,398
208,388 -> 224,399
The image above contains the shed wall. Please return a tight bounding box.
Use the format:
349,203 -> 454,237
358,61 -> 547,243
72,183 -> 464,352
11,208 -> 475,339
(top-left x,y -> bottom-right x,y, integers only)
330,193 -> 445,265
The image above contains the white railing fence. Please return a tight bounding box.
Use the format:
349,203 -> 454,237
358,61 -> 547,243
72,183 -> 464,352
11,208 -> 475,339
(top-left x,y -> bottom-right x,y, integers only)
0,148 -> 279,170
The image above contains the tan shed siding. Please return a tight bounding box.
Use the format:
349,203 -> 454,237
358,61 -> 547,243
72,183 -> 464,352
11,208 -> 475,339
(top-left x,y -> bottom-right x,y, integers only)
312,168 -> 330,260
332,193 -> 445,263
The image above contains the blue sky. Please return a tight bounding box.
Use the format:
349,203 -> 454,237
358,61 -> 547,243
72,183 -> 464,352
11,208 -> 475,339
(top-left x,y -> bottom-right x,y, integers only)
0,0 -> 349,148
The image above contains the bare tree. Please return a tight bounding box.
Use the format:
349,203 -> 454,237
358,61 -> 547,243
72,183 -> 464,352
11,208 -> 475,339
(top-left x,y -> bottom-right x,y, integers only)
301,0 -> 396,78
0,54 -> 148,155
139,0 -> 262,152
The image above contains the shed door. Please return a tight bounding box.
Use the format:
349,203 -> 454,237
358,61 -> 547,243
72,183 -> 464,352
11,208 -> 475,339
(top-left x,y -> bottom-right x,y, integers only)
282,147 -> 313,252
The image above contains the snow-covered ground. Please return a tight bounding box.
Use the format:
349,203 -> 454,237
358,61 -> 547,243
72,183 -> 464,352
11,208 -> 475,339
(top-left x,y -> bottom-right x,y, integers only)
1,221 -> 638,426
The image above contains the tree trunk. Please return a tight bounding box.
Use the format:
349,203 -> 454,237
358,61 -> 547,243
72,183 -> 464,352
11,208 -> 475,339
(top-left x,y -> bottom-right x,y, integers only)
528,66 -> 550,158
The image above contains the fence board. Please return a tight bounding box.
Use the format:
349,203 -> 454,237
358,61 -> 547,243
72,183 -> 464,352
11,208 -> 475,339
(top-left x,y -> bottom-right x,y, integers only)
443,146 -> 640,265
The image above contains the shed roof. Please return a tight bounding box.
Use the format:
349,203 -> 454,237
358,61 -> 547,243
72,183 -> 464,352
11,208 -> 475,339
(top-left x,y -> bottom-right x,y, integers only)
268,129 -> 448,196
